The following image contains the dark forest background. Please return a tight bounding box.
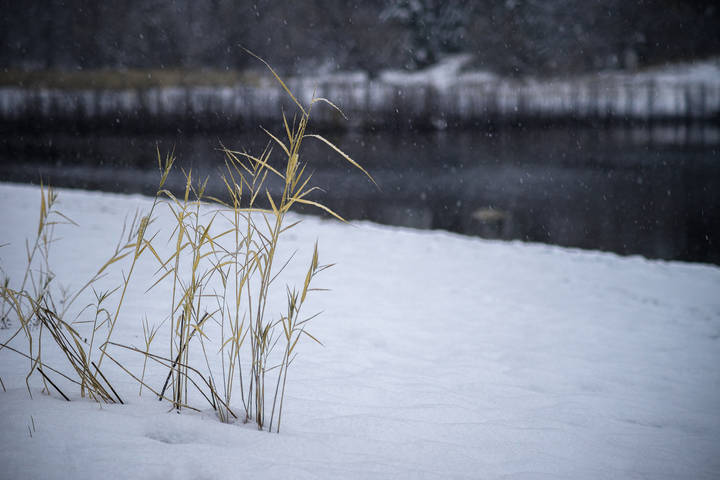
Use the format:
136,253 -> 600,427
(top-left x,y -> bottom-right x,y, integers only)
1,0 -> 719,77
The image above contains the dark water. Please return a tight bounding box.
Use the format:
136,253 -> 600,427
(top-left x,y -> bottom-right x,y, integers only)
1,125 -> 719,264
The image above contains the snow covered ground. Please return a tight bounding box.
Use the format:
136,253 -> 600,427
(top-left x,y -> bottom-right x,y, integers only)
1,182 -> 719,479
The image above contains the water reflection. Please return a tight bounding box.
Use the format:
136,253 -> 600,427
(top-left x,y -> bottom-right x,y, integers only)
1,124 -> 718,264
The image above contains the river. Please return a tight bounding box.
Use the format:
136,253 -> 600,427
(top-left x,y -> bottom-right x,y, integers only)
1,124 -> 718,264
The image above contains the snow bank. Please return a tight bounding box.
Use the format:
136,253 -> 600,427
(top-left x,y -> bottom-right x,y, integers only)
1,183 -> 719,479
2,58 -> 719,131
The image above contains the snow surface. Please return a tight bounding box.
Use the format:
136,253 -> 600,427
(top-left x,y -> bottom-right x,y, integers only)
620,58 -> 720,86
1,182 -> 719,479
380,54 -> 497,89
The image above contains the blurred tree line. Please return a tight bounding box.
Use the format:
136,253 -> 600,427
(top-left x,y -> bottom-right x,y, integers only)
1,0 -> 718,76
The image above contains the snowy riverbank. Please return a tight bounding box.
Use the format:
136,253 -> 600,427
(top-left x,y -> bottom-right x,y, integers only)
1,182 -> 719,479
2,57 -> 720,131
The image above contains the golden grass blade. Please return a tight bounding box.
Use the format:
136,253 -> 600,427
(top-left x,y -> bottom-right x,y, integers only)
205,195 -> 231,208
288,332 -> 302,355
222,146 -> 254,176
190,322 -> 209,340
279,219 -> 303,234
291,163 -> 309,192
146,267 -> 175,293
38,182 -> 46,235
258,208 -> 273,232
158,188 -> 180,205
290,186 -> 323,206
292,198 -> 347,223
211,227 -> 236,242
304,134 -> 377,187
301,265 -> 312,303
311,97 -> 348,120
313,241 -> 319,268
269,250 -> 297,287
266,190 -> 278,216
244,48 -> 306,116
183,168 -> 192,202
225,149 -> 285,180
261,127 -> 290,157
96,251 -> 132,275
290,167 -> 311,197
301,329 -> 324,347
197,176 -> 210,199
295,311 -> 323,328
221,174 -> 239,202
53,211 -> 79,227
282,110 -> 294,145
219,334 -> 237,353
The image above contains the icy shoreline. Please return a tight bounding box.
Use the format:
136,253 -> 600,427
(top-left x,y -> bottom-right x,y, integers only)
1,183 -> 719,479
2,57 -> 719,131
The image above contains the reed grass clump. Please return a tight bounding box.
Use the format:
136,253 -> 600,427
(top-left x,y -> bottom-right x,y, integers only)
0,56 -> 371,433
109,60 -> 372,431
